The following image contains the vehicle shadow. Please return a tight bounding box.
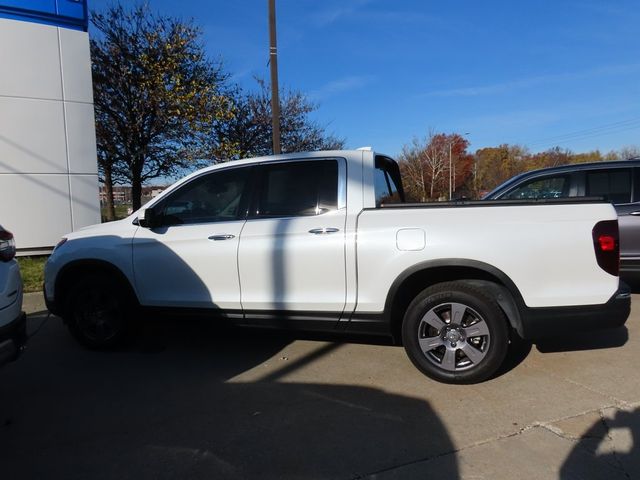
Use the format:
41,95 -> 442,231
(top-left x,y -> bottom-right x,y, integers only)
0,313 -> 460,480
560,407 -> 640,479
492,335 -> 533,379
535,326 -> 628,354
490,324 -> 628,379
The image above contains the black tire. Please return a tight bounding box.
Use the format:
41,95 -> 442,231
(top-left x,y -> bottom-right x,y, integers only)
64,274 -> 132,349
401,281 -> 509,384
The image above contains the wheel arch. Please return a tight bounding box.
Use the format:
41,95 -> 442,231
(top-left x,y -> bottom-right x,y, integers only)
54,259 -> 139,316
384,259 -> 526,342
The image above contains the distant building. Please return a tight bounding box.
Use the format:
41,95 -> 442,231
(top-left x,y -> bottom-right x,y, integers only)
0,0 -> 99,255
99,186 -> 131,205
99,186 -> 169,205
148,187 -> 166,198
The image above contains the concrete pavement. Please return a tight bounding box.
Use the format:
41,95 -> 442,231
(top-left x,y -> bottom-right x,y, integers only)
0,292 -> 638,479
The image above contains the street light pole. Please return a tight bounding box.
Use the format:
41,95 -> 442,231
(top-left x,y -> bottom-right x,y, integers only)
448,142 -> 452,200
268,0 -> 281,154
473,157 -> 478,196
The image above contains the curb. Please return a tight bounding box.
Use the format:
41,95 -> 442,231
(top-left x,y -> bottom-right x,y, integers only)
23,291 -> 47,315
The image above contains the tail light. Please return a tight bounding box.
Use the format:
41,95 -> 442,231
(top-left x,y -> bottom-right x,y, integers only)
0,230 -> 16,262
592,220 -> 619,276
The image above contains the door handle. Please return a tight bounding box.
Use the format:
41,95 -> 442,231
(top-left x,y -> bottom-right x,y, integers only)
630,211 -> 640,216
309,228 -> 340,234
208,234 -> 235,241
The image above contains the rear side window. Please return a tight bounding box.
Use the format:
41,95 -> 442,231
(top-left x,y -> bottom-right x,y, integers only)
586,169 -> 632,204
501,175 -> 569,200
374,158 -> 403,206
256,160 -> 338,217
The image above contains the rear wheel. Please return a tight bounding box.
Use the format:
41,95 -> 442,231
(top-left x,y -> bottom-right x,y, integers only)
402,281 -> 509,384
64,274 -> 131,349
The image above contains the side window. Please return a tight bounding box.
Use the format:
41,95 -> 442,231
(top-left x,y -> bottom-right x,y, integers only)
159,167 -> 250,225
501,175 -> 569,200
586,169 -> 631,204
374,168 -> 390,205
256,160 -> 338,217
374,159 -> 403,206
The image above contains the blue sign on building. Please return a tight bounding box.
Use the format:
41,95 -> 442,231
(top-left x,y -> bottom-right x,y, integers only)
0,0 -> 88,31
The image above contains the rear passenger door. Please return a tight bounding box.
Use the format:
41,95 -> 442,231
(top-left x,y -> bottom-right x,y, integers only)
238,158 -> 347,324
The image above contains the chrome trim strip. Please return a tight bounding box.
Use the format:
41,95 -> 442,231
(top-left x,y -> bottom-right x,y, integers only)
337,157 -> 347,210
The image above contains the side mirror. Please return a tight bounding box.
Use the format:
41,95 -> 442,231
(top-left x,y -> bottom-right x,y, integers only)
138,207 -> 161,228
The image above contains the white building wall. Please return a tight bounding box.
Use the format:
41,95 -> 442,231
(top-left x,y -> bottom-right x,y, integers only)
0,17 -> 99,253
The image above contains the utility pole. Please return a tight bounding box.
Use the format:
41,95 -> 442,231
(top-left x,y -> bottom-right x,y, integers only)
268,0 -> 281,154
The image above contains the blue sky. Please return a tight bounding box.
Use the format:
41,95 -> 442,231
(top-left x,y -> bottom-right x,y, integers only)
89,0 -> 640,157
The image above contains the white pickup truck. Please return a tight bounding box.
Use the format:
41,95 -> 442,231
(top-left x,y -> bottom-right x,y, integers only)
44,150 -> 630,383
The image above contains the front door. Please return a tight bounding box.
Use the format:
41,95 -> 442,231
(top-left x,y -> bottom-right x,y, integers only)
132,166 -> 252,310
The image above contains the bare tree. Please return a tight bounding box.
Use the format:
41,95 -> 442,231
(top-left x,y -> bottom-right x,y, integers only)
215,79 -> 344,159
398,138 -> 428,201
618,145 -> 640,160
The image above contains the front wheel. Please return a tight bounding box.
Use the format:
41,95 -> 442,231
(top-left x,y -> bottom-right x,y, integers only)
402,281 -> 509,384
64,275 -> 131,349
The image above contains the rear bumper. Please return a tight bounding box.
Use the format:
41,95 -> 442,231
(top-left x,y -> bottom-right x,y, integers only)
0,311 -> 27,366
519,285 -> 631,340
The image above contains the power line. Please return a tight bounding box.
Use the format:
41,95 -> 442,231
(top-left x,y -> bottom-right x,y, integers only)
526,117 -> 640,149
529,117 -> 640,145
530,123 -> 640,149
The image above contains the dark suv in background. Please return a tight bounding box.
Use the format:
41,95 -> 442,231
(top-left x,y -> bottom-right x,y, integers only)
484,159 -> 640,283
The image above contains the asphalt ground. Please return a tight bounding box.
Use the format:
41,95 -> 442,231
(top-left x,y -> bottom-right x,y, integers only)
1,293 -> 639,479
